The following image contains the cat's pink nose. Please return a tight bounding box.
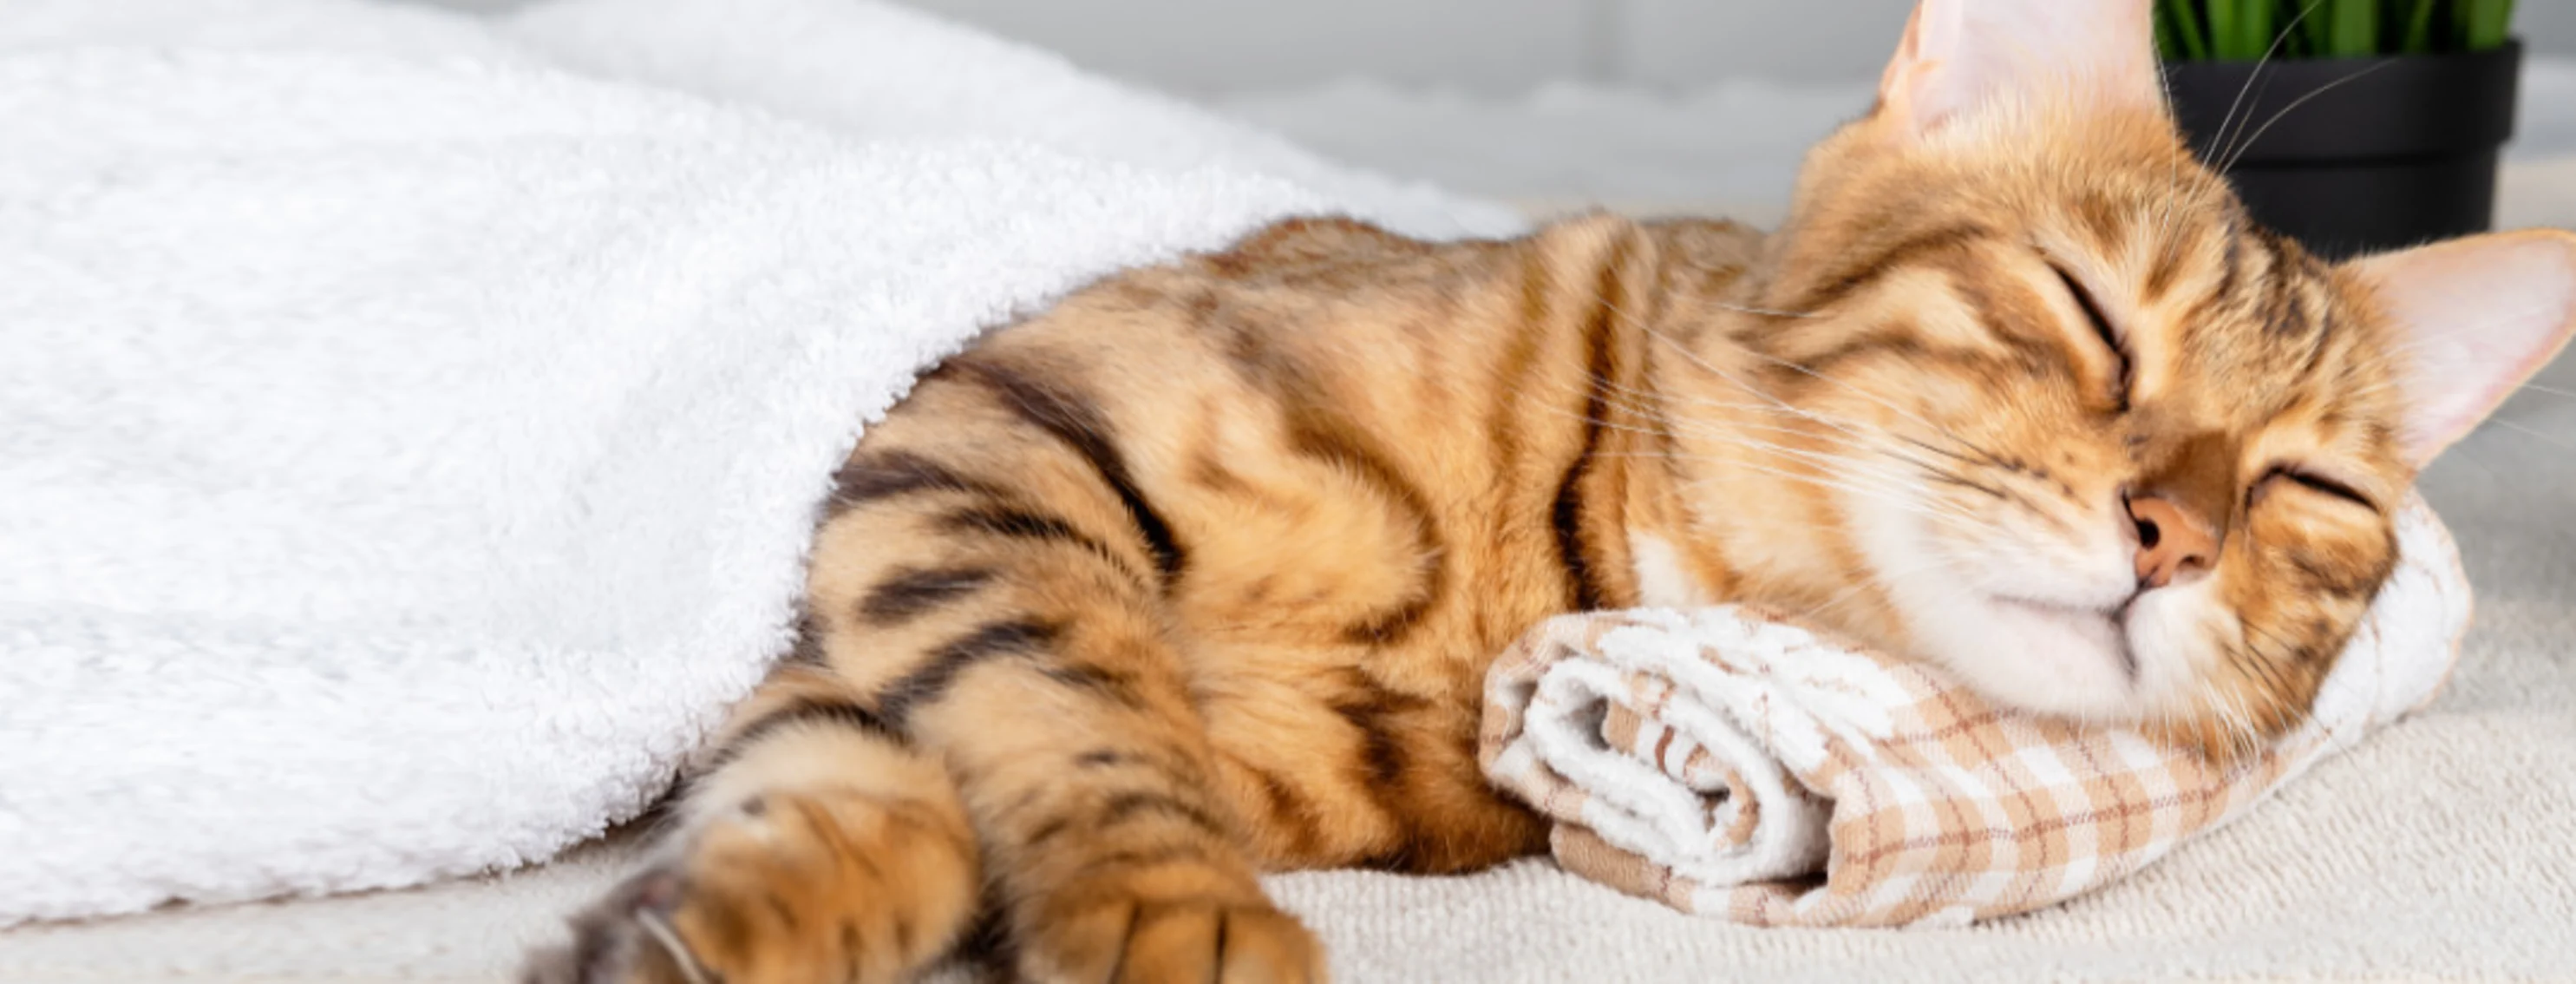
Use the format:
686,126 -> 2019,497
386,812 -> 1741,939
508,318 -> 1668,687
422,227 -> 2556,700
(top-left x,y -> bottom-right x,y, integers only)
2127,494 -> 2217,589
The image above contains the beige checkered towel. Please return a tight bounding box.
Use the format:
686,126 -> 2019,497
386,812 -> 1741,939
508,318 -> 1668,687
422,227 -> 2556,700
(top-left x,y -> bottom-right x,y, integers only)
1479,495 -> 2471,928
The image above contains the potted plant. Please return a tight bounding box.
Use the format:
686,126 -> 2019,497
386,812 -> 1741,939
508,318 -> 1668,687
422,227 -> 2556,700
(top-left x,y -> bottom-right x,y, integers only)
2156,0 -> 2521,259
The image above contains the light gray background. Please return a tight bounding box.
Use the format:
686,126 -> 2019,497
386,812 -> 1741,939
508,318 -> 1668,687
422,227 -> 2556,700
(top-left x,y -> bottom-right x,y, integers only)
425,0 -> 2576,94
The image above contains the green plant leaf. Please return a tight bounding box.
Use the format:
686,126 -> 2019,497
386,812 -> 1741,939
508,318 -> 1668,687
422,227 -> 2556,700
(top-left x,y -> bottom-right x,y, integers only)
2239,0 -> 2278,60
2164,0 -> 2213,60
2328,0 -> 2379,56
2207,0 -> 2244,57
2466,0 -> 2515,49
2400,0 -> 2440,53
2296,0 -> 2336,57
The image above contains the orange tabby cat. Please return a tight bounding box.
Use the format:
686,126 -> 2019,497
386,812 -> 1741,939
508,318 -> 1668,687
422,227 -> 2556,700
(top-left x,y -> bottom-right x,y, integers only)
528,1 -> 2576,981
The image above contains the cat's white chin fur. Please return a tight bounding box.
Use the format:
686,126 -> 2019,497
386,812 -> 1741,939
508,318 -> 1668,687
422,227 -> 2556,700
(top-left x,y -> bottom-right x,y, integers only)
1850,500 -> 2188,723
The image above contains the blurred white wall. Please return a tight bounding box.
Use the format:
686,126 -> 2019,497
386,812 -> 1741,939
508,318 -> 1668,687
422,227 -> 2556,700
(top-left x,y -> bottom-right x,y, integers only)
872,0 -> 2576,95
417,0 -> 2576,96
902,0 -> 1919,92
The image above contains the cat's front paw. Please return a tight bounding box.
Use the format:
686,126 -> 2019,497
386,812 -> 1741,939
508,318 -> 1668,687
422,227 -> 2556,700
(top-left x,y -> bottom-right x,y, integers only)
522,789 -> 979,984
1022,889 -> 1325,984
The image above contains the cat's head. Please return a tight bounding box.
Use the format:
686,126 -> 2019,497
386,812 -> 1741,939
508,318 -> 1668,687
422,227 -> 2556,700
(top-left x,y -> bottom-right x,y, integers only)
1701,0 -> 2575,756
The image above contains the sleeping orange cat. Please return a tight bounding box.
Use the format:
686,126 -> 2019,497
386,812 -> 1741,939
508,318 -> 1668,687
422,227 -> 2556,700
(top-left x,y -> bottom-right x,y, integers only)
526,0 -> 2576,981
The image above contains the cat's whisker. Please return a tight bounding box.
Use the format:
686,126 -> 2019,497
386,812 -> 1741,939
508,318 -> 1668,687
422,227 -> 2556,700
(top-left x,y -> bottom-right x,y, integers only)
1586,377 -> 2003,495
1599,374 -> 2024,509
1709,301 -> 1822,319
2159,2 -> 2324,275
2507,379 -> 2576,402
2193,666 -> 2270,761
1673,456 -> 1997,532
2208,1 -> 2328,178
2217,61 -> 2402,178
1567,398 -> 1999,515
1616,387 -> 1906,452
1589,298 -> 2028,501
1788,551 -> 1968,626
2151,49 -> 2186,247
1530,367 -> 1937,490
1592,297 -> 1882,444
2200,16 -> 2280,187
2233,625 -> 2309,718
2479,417 -> 2576,456
2423,434 -> 2512,485
1586,443 -> 1986,523
1619,449 -> 1998,532
1720,338 -> 2014,467
1541,405 -> 1966,515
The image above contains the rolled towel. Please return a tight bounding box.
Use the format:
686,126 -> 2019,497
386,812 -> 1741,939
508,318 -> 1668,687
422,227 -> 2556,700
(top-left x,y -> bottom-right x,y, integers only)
1479,495 -> 2470,928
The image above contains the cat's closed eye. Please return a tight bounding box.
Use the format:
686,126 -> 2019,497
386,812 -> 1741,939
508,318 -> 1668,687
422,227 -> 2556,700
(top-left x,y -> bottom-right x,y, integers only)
2250,465 -> 2377,511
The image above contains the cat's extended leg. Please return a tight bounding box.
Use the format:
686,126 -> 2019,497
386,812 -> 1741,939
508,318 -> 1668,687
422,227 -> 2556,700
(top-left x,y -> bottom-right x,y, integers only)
800,362 -> 1324,982
531,358 -> 1322,983
525,666 -> 983,984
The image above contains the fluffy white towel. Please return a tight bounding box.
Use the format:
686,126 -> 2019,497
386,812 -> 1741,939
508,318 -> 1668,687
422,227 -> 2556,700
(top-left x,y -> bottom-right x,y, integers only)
0,0 -> 1517,925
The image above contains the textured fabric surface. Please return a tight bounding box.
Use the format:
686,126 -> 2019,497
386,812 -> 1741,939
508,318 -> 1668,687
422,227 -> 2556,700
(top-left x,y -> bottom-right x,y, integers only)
1481,498 -> 2469,928
0,0 -> 1514,927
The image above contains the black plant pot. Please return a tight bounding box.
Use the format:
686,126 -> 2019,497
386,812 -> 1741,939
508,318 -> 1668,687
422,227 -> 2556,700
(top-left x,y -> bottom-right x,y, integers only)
2163,40 -> 2521,260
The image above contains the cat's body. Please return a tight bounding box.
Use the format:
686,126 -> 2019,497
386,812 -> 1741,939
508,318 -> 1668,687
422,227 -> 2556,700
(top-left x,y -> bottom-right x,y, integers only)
531,2 -> 2576,981
799,212 -> 1727,882
536,215 -> 1753,983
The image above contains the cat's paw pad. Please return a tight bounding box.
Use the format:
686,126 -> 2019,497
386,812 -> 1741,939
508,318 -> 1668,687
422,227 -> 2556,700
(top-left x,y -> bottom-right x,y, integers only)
1027,893 -> 1325,984
523,790 -> 977,984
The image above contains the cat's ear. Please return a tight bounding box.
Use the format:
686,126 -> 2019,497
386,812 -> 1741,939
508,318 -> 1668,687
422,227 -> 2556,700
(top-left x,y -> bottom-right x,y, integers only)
1875,0 -> 2162,136
2347,229 -> 2576,466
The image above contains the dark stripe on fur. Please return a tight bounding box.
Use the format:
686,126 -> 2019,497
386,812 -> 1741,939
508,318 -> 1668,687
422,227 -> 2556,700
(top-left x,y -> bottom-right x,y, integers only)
951,358 -> 1188,585
1342,700 -> 1410,790
2257,229 -> 2312,339
1095,790 -> 1227,835
1940,262 -> 2063,373
782,605 -> 828,666
860,566 -> 997,626
1487,248 -> 1558,475
1294,413 -> 1446,646
1076,748 -> 1140,769
1549,237 -> 1631,611
1214,303 -> 1448,646
1069,844 -> 1218,884
938,505 -> 1148,587
2143,231 -> 2188,303
1329,671 -> 1436,868
827,449 -> 1004,516
876,618 -> 1063,730
2213,218 -> 2246,304
1275,400 -> 1444,644
1788,223 -> 1991,314
1793,330 -> 1984,377
1023,814 -> 1076,850
1246,762 -> 1323,857
2073,191 -> 2130,259
1037,661 -> 1149,710
715,693 -> 896,767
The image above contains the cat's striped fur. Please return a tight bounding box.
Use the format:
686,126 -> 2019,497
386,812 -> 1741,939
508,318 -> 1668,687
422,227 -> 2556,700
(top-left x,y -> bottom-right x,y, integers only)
528,2 -> 2576,981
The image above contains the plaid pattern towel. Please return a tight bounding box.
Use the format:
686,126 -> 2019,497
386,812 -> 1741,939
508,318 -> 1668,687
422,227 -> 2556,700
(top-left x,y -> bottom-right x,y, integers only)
1479,495 -> 2471,928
